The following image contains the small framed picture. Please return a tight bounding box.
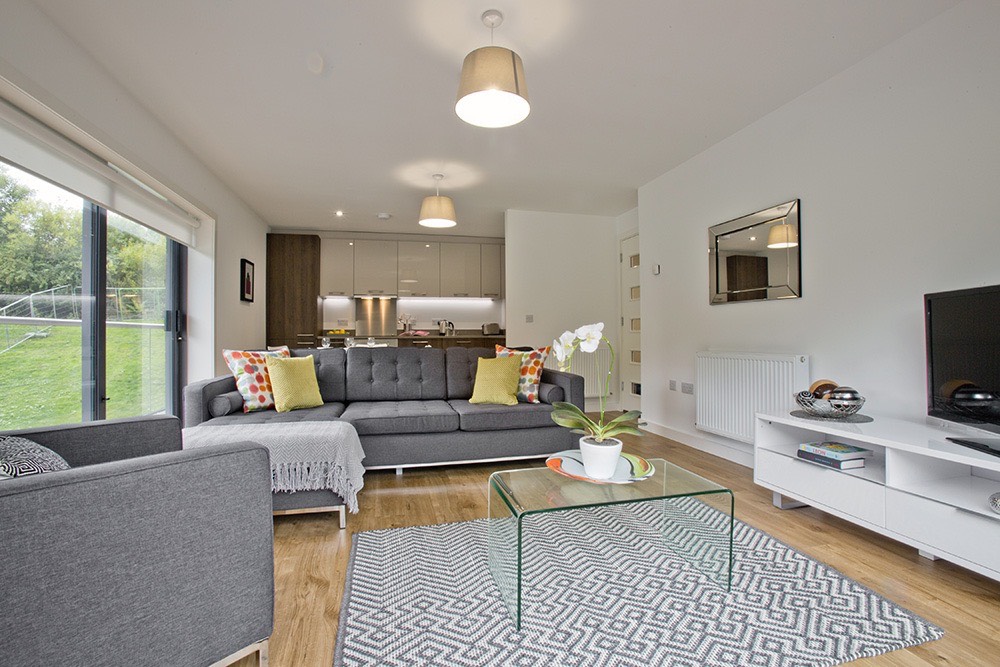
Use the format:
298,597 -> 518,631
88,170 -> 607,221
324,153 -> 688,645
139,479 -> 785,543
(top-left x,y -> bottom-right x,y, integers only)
240,259 -> 255,302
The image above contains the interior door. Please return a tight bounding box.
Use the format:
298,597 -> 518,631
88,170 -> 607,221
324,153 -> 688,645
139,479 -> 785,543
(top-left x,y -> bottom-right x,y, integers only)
620,235 -> 641,412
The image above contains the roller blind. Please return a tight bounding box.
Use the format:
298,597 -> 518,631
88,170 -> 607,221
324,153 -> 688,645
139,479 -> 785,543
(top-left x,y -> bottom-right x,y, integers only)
0,97 -> 207,247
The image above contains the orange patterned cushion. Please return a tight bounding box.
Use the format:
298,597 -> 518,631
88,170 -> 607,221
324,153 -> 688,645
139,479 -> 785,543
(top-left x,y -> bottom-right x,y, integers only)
222,346 -> 290,412
495,345 -> 551,404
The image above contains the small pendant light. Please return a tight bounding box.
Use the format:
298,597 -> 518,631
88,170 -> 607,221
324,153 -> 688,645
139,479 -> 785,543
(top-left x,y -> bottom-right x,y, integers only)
418,174 -> 457,228
766,220 -> 799,249
456,10 -> 530,129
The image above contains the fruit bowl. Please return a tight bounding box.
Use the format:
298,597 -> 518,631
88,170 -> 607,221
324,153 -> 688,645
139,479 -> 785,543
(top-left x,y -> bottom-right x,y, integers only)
795,391 -> 866,418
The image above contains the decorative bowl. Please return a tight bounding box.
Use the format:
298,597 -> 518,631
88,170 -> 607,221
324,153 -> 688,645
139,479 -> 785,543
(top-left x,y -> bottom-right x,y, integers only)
795,390 -> 866,418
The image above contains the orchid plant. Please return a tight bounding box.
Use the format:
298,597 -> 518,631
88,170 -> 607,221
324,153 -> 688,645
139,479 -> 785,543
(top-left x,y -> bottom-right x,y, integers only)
549,322 -> 642,443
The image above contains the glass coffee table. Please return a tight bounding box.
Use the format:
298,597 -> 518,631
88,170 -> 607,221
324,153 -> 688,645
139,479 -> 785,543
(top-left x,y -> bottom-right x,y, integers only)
487,458 -> 734,629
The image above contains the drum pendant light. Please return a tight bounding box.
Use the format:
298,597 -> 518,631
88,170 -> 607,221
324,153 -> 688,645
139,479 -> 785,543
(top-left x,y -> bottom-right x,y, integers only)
456,10 -> 530,129
419,174 -> 457,228
766,220 -> 799,249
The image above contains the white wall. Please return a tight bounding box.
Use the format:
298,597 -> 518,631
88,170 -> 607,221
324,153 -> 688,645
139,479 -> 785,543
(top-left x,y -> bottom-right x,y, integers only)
638,0 -> 1000,462
617,207 -> 639,239
0,0 -> 269,379
505,209 -> 620,408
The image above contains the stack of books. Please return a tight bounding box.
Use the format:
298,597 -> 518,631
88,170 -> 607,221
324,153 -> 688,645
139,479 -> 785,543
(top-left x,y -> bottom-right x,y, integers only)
797,441 -> 872,469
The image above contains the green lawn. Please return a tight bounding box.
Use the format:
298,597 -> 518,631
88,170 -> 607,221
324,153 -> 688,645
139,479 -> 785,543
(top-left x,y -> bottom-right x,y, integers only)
0,323 -> 165,430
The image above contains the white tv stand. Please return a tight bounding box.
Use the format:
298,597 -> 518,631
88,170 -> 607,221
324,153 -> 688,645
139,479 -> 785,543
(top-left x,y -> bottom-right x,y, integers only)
754,412 -> 1000,583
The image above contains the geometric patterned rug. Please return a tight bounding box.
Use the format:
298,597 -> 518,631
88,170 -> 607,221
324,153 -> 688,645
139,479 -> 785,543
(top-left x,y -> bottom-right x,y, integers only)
334,499 -> 943,666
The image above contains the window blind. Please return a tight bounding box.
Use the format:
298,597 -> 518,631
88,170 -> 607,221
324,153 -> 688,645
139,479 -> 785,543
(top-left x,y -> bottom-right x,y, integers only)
0,96 -> 208,247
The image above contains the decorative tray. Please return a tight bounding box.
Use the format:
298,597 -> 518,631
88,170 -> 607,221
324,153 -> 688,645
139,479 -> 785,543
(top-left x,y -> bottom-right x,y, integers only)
545,450 -> 654,485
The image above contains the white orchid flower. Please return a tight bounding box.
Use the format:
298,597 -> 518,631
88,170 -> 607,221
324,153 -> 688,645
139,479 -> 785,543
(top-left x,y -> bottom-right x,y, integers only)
575,322 -> 604,353
552,330 -> 578,370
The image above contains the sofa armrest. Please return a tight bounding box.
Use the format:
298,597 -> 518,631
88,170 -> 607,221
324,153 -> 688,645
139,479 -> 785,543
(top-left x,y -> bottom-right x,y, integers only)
183,374 -> 238,427
0,442 -> 274,666
0,415 -> 182,467
540,368 -> 585,409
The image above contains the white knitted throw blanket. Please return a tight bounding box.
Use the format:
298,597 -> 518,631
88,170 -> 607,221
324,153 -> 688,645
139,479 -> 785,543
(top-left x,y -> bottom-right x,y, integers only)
182,421 -> 366,513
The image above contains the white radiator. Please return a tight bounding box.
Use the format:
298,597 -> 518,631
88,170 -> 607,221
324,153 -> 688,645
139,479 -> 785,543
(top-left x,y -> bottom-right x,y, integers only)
695,351 -> 809,444
565,345 -> 613,399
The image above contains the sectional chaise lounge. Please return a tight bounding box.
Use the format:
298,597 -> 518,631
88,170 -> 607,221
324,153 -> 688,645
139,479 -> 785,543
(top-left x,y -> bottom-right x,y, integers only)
183,345 -> 585,514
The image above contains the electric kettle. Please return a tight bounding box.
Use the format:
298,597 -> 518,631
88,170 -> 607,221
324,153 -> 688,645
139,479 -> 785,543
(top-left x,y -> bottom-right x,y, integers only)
438,320 -> 454,335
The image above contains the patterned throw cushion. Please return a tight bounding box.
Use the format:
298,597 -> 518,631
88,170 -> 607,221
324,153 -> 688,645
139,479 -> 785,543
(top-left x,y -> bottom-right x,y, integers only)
469,356 -> 521,406
0,436 -> 71,479
222,346 -> 290,412
496,345 -> 551,404
266,355 -> 324,413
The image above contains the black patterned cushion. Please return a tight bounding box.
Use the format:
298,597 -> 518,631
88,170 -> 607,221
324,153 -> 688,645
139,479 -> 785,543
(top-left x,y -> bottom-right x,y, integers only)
0,435 -> 71,479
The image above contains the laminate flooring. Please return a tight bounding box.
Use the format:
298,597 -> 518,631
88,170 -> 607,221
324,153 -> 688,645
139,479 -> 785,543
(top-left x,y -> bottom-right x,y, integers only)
238,428 -> 1000,667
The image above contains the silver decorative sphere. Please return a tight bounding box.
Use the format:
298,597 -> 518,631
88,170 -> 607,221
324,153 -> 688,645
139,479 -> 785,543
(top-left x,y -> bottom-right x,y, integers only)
990,492 -> 1000,515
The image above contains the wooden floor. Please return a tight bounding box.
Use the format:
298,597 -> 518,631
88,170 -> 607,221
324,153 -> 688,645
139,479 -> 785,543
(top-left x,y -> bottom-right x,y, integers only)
237,429 -> 1000,667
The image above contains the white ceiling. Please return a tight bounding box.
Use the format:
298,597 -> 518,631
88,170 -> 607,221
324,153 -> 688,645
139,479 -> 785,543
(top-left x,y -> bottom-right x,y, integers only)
33,0 -> 957,238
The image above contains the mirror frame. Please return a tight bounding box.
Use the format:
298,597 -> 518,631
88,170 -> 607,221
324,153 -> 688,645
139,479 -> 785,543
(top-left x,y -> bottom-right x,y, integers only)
708,199 -> 801,304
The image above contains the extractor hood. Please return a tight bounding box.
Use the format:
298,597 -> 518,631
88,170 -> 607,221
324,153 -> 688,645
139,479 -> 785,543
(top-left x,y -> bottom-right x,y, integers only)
355,297 -> 397,337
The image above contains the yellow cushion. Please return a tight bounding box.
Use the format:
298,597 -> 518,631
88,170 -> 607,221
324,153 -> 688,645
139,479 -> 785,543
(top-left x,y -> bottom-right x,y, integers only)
265,355 -> 324,413
469,356 -> 521,406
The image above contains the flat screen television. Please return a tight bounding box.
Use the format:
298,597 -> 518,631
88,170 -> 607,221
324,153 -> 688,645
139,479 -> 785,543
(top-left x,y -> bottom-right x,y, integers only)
925,285 -> 1000,450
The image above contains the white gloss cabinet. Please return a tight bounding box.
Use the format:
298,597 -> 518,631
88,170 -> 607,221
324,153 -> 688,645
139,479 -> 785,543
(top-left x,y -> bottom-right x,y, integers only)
397,242 -> 440,297
319,238 -> 355,296
480,244 -> 503,298
353,240 -> 398,296
440,243 -> 482,297
755,412 -> 1000,582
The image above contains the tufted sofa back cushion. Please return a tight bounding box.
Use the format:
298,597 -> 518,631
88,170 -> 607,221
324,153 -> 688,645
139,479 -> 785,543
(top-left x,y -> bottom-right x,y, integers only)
345,347 -> 447,401
291,348 -> 347,402
444,347 -> 496,399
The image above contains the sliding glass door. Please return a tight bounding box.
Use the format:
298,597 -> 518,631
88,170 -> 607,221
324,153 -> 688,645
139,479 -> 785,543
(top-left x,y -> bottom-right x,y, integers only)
0,161 -> 184,430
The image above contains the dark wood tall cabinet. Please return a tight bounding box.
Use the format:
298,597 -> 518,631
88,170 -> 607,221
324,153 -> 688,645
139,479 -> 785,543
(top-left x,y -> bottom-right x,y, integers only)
266,233 -> 321,348
726,255 -> 768,302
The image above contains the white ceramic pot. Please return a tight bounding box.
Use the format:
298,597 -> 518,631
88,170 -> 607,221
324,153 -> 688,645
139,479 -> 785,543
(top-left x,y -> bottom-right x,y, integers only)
579,436 -> 623,480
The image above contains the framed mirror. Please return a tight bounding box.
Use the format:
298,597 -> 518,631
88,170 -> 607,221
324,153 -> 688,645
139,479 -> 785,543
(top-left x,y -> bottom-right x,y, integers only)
708,199 -> 800,304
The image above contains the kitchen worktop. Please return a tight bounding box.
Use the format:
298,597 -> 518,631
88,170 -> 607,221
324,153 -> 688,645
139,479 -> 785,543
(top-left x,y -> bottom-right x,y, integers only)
316,330 -> 506,349
321,330 -> 506,339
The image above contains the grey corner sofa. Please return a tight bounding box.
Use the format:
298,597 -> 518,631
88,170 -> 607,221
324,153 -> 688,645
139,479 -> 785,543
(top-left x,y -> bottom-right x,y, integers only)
0,415 -> 274,667
183,346 -> 585,475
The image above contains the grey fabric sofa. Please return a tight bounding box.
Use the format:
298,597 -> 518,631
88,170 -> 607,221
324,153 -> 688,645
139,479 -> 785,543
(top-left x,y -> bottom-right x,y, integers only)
0,415 -> 274,667
184,346 -> 585,471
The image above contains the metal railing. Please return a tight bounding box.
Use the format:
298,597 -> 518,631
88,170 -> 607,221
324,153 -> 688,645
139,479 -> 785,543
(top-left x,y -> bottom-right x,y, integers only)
0,285 -> 165,354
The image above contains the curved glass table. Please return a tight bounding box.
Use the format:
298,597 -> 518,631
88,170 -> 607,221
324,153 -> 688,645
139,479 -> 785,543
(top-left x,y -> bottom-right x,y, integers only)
487,458 -> 734,630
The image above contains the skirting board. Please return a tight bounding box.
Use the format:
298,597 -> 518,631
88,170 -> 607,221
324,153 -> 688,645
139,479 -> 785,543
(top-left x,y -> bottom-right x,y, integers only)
642,420 -> 754,468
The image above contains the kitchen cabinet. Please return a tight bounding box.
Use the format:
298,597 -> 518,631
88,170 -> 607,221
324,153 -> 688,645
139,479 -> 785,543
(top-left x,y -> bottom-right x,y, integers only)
397,242 -> 440,297
480,244 -> 503,298
354,240 -> 398,295
266,233 -> 321,348
319,238 -> 354,296
440,243 -> 481,297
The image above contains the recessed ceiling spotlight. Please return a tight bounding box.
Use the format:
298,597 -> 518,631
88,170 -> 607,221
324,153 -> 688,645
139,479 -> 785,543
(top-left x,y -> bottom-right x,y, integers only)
749,236 -> 756,241
377,212 -> 392,221
335,210 -> 344,217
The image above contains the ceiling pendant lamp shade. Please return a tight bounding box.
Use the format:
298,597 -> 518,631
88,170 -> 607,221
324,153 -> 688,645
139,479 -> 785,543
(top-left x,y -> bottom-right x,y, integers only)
418,195 -> 457,228
419,173 -> 457,228
767,222 -> 799,249
455,9 -> 529,129
456,46 -> 529,128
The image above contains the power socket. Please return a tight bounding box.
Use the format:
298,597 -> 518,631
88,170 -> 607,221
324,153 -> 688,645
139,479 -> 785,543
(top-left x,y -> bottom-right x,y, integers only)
681,382 -> 694,395
525,314 -> 534,323
669,379 -> 677,391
